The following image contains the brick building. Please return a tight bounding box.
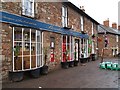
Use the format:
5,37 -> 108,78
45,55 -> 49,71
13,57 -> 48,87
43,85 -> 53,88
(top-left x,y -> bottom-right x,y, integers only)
1,1 -> 99,82
98,19 -> 120,58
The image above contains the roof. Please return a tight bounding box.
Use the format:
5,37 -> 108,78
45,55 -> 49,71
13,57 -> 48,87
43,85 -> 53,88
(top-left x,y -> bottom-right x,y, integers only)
63,2 -> 99,25
98,24 -> 120,35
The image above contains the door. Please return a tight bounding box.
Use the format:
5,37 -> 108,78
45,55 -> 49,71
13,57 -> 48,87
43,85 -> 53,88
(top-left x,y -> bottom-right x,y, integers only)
75,39 -> 79,61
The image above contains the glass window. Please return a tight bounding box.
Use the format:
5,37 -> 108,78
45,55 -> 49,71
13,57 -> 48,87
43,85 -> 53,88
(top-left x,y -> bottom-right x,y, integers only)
62,6 -> 68,27
22,0 -> 34,17
81,16 -> 84,31
13,27 -> 43,71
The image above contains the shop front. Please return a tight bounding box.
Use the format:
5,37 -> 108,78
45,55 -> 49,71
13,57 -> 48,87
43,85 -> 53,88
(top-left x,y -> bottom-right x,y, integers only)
1,11 -> 89,81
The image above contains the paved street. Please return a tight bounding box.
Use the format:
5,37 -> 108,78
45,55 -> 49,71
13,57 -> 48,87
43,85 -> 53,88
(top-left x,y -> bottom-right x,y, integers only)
2,58 -> 119,88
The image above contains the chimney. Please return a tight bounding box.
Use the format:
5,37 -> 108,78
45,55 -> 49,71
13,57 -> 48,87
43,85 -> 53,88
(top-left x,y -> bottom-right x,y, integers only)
118,25 -> 120,30
103,19 -> 109,27
112,23 -> 117,29
80,6 -> 85,12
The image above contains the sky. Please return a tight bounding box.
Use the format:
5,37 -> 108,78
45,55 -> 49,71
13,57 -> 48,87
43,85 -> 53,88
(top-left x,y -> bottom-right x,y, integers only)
69,0 -> 120,26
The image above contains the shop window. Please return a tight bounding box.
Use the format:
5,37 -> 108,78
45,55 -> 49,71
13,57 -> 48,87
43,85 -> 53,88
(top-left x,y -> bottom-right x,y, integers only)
62,35 -> 73,62
22,0 -> 34,17
13,27 -> 43,71
62,6 -> 68,27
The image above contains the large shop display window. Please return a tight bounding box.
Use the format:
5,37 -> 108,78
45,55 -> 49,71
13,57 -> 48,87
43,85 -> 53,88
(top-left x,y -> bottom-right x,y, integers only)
80,39 -> 88,58
62,35 -> 74,62
13,27 -> 43,71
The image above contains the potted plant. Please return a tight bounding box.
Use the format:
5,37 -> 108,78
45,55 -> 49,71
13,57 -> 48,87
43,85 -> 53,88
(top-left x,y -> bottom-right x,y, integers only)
61,50 -> 69,69
40,47 -> 49,75
74,52 -> 79,66
9,46 -> 24,82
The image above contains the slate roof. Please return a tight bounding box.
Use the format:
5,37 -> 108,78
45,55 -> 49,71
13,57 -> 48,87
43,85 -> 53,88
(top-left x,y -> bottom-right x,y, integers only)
98,24 -> 120,35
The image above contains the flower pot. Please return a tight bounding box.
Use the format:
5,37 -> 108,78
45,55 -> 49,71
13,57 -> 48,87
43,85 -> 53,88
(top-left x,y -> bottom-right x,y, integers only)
80,58 -> 87,63
74,61 -> 79,66
9,71 -> 24,82
61,62 -> 69,69
87,57 -> 91,62
30,68 -> 40,78
91,54 -> 96,61
41,65 -> 48,75
68,61 -> 74,67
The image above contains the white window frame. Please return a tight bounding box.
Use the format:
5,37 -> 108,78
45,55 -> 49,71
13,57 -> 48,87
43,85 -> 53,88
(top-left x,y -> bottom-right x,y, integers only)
81,16 -> 84,31
62,6 -> 68,27
13,27 -> 43,72
22,0 -> 34,17
116,35 -> 119,42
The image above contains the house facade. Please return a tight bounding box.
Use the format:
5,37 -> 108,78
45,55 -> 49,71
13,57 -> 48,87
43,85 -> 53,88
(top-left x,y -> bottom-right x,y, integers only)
98,20 -> 120,58
1,1 -> 99,82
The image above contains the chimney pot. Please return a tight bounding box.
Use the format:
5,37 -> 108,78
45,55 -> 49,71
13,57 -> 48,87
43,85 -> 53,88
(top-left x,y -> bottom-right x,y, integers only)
103,19 -> 109,27
80,6 -> 85,12
112,23 -> 117,29
118,25 -> 120,30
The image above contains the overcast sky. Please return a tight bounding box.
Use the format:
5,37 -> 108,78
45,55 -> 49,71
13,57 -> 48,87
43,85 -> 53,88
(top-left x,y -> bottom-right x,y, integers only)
69,0 -> 119,26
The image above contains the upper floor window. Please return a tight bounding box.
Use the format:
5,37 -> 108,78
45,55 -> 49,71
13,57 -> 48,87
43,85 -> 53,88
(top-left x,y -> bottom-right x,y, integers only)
116,35 -> 118,42
22,0 -> 34,17
80,16 -> 84,31
62,6 -> 68,27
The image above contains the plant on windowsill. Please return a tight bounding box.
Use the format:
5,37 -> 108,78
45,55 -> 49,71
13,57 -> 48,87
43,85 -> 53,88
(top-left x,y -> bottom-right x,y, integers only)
14,46 -> 20,60
41,47 -> 49,75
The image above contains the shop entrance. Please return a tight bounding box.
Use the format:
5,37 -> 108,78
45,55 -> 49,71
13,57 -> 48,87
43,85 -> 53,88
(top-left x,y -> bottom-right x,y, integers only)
74,39 -> 80,61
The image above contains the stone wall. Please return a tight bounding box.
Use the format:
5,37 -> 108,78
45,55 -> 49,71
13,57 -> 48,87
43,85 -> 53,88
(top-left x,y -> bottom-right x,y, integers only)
43,31 -> 62,72
1,2 -> 99,82
1,23 -> 13,82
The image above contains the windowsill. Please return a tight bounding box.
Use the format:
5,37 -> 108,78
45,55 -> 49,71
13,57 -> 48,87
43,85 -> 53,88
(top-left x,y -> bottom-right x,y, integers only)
21,14 -> 35,19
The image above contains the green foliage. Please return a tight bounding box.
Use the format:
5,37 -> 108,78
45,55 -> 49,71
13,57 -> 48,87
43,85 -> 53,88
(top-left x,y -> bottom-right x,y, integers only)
14,46 -> 20,56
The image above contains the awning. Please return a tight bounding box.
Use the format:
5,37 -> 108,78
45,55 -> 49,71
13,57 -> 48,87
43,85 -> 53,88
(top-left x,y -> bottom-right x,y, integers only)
0,11 -> 89,39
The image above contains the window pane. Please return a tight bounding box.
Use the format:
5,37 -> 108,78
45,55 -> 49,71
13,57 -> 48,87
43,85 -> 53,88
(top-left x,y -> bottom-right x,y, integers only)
14,27 -> 22,70
31,56 -> 36,68
23,28 -> 30,55
14,57 -> 22,70
14,27 -> 22,41
23,56 -> 30,69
